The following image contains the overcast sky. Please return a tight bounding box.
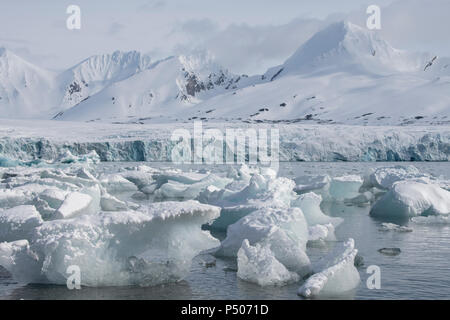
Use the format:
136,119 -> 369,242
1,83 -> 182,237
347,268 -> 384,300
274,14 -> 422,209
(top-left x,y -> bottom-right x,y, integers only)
1,0 -> 449,74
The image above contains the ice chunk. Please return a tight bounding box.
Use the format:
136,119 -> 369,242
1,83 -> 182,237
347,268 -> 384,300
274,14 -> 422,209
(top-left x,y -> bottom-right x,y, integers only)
1,200 -> 220,286
216,207 -> 311,276
0,205 -> 43,241
0,189 -> 31,209
379,223 -> 412,232
308,223 -> 336,242
370,180 -> 450,219
0,240 -> 43,284
38,188 -> 69,209
54,192 -> 94,219
237,239 -> 300,286
294,175 -> 331,194
328,175 -> 363,202
292,192 -> 342,226
154,174 -> 232,200
298,239 -> 360,298
361,165 -> 425,191
99,174 -> 138,193
100,193 -> 128,211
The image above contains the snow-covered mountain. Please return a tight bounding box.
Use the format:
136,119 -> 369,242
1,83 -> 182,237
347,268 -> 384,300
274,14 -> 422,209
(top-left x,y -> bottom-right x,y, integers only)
1,21 -> 449,125
0,48 -> 58,119
55,53 -> 245,121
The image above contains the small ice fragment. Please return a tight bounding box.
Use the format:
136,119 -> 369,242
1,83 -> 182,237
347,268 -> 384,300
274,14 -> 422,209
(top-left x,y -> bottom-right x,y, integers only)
378,248 -> 401,256
379,223 -> 412,232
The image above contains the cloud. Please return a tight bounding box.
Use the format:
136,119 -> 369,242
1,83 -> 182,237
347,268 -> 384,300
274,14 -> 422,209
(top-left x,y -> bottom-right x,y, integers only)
137,0 -> 166,12
171,18 -> 327,74
345,0 -> 450,55
107,22 -> 126,36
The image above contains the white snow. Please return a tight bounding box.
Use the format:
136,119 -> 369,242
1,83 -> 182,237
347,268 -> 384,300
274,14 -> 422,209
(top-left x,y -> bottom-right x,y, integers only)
370,180 -> 450,219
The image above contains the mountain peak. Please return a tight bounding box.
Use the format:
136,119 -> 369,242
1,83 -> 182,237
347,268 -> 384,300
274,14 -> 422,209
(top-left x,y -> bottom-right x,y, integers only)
281,21 -> 427,75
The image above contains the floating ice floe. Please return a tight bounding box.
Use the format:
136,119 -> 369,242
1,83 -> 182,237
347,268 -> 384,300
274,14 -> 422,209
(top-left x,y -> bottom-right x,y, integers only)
361,165 -> 426,191
294,175 -> 331,194
370,179 -> 450,219
237,239 -> 300,286
216,207 -> 311,277
0,200 -> 220,286
298,239 -> 360,298
379,223 -> 413,232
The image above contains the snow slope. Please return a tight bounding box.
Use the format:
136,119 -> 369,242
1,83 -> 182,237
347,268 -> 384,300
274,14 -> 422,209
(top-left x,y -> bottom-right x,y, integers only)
0,48 -> 58,119
0,22 -> 449,125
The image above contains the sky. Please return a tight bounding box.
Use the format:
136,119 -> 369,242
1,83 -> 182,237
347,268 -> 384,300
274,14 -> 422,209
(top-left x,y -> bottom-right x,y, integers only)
1,0 -> 449,74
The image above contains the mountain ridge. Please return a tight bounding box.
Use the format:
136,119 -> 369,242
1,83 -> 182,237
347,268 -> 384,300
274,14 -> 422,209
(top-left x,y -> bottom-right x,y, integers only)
0,21 -> 449,125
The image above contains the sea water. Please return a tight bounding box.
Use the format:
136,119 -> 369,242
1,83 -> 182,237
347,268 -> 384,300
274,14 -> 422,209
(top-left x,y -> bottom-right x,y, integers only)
0,162 -> 449,300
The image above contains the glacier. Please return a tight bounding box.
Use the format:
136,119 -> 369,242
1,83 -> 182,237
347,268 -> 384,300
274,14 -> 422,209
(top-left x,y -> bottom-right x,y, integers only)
0,120 -> 449,163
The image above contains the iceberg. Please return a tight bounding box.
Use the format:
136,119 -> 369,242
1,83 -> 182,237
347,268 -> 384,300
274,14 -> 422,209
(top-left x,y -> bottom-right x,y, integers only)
216,207 -> 311,277
370,180 -> 450,219
298,239 -> 360,298
0,200 -> 220,287
237,239 -> 300,286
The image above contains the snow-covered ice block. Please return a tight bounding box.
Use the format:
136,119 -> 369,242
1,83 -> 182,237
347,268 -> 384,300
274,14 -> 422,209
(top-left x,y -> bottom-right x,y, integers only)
154,174 -> 232,200
0,205 -> 43,241
0,189 -> 31,209
38,188 -> 69,209
99,174 -> 138,193
217,207 -> 308,257
216,207 -> 311,276
361,165 -> 425,191
100,193 -> 128,211
370,180 -> 450,219
1,200 -> 220,287
292,192 -> 342,226
298,239 -> 360,298
237,239 -> 300,286
54,192 -> 94,219
208,205 -> 260,231
294,175 -> 331,194
328,175 -> 363,202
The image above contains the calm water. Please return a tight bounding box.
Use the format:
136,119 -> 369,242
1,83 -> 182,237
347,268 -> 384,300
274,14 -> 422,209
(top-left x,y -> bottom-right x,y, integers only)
1,162 -> 449,300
